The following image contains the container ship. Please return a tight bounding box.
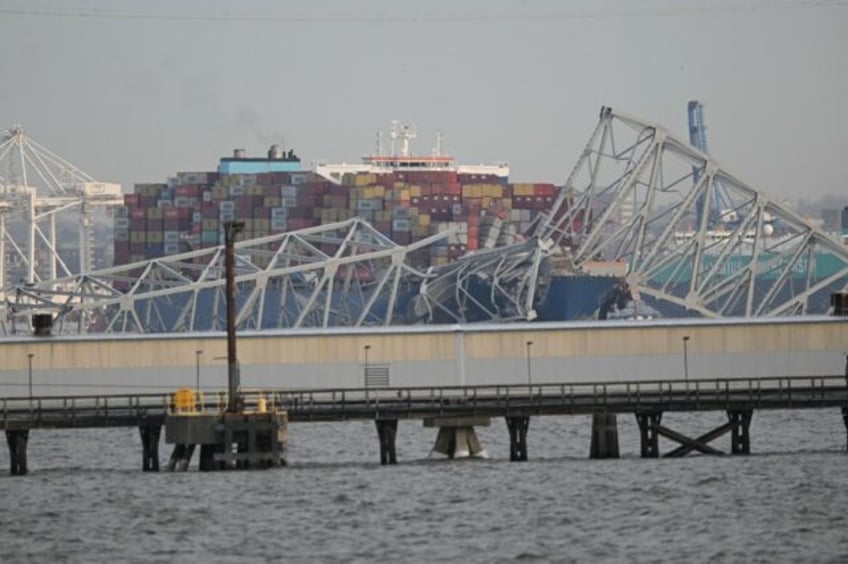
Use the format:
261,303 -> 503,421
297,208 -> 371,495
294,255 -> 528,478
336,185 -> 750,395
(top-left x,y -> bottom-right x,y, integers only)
114,123 -> 625,324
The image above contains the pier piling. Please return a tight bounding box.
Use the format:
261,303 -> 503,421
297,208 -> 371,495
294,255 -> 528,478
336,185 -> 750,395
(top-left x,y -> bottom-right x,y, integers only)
139,424 -> 161,472
728,410 -> 753,455
590,413 -> 620,459
505,416 -> 530,461
636,412 -> 662,458
842,407 -> 848,452
375,419 -> 398,465
5,429 -> 29,475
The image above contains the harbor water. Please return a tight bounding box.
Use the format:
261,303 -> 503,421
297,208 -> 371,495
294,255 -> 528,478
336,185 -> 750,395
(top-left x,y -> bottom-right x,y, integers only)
2,409 -> 847,563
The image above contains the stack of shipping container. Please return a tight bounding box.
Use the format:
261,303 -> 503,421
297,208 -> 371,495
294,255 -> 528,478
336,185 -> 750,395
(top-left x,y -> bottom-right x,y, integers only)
114,165 -> 562,270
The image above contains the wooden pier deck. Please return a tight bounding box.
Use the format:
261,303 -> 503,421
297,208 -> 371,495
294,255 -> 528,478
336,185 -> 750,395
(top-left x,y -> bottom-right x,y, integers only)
3,375 -> 848,474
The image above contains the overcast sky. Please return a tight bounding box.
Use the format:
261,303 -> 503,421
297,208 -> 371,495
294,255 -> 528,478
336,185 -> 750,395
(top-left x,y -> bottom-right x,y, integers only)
0,0 -> 845,201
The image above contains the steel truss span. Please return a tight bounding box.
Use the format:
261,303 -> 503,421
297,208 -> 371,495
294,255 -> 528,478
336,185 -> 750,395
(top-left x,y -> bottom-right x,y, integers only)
536,107 -> 848,318
2,218 -> 548,335
4,218 -> 456,334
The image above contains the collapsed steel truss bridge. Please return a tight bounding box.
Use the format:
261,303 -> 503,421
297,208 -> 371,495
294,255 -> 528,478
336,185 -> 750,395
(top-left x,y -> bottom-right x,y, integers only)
535,107 -> 848,317
3,107 -> 847,334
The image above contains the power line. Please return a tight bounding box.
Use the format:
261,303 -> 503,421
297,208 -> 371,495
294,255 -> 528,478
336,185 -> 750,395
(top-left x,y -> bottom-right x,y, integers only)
0,2 -> 844,24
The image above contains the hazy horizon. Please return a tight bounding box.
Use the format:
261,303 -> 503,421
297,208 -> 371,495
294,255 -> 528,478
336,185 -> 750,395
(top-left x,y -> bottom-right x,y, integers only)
1,0 -> 846,203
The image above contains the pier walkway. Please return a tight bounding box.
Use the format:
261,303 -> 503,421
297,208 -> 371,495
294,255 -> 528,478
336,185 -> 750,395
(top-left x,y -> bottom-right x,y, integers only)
4,375 -> 848,474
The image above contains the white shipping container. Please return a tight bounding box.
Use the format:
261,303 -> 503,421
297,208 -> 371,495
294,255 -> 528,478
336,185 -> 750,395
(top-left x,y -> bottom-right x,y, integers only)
281,185 -> 299,198
219,201 -> 235,212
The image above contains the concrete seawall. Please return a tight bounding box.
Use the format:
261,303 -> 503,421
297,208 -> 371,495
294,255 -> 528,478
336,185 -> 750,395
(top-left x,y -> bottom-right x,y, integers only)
1,317 -> 845,396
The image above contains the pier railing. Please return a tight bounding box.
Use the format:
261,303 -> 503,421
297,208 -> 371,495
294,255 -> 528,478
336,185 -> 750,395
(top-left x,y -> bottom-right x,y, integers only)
2,375 -> 846,429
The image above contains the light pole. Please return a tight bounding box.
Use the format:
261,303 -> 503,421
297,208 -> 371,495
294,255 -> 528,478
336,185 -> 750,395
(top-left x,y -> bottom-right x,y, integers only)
363,345 -> 371,379
525,340 -> 533,387
195,350 -> 203,393
682,336 -> 690,382
27,353 -> 34,400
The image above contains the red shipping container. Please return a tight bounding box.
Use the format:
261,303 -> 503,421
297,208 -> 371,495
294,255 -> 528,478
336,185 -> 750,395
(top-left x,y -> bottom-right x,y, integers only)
130,207 -> 145,220
124,194 -> 140,206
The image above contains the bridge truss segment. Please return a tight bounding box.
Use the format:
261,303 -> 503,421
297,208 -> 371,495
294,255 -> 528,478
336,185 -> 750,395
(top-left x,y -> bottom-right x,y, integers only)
3,218 -> 451,334
408,238 -> 547,324
0,125 -> 122,290
536,107 -> 848,317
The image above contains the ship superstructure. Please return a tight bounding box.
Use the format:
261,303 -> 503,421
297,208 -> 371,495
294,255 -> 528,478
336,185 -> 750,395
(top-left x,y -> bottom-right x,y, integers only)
314,121 -> 509,184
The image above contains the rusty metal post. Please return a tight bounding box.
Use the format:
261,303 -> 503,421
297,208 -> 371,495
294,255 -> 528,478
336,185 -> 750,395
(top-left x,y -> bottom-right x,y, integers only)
224,221 -> 245,413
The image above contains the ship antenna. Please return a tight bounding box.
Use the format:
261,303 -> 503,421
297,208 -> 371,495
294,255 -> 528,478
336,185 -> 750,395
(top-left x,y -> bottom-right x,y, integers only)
435,130 -> 442,157
389,120 -> 399,156
399,123 -> 415,157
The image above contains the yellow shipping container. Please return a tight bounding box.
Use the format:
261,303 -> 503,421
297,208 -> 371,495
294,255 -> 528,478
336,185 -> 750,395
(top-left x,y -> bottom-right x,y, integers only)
513,183 -> 534,196
393,181 -> 407,190
409,185 -> 421,198
419,214 -> 430,226
400,189 -> 410,202
146,208 -> 163,219
254,219 -> 270,231
264,196 -> 281,207
354,173 -> 376,186
147,231 -> 163,243
130,232 -> 146,243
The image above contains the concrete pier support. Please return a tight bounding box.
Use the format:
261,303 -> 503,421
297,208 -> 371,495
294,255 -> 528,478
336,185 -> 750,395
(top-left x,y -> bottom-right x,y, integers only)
590,413 -> 620,459
139,424 -> 161,472
425,417 -> 490,459
636,412 -> 662,458
5,430 -> 29,475
164,411 -> 288,471
505,416 -> 529,461
728,410 -> 753,455
375,420 -> 398,465
167,443 -> 196,472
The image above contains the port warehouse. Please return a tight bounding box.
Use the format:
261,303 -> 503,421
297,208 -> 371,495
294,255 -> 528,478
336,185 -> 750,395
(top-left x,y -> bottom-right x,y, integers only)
1,317 -> 845,397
